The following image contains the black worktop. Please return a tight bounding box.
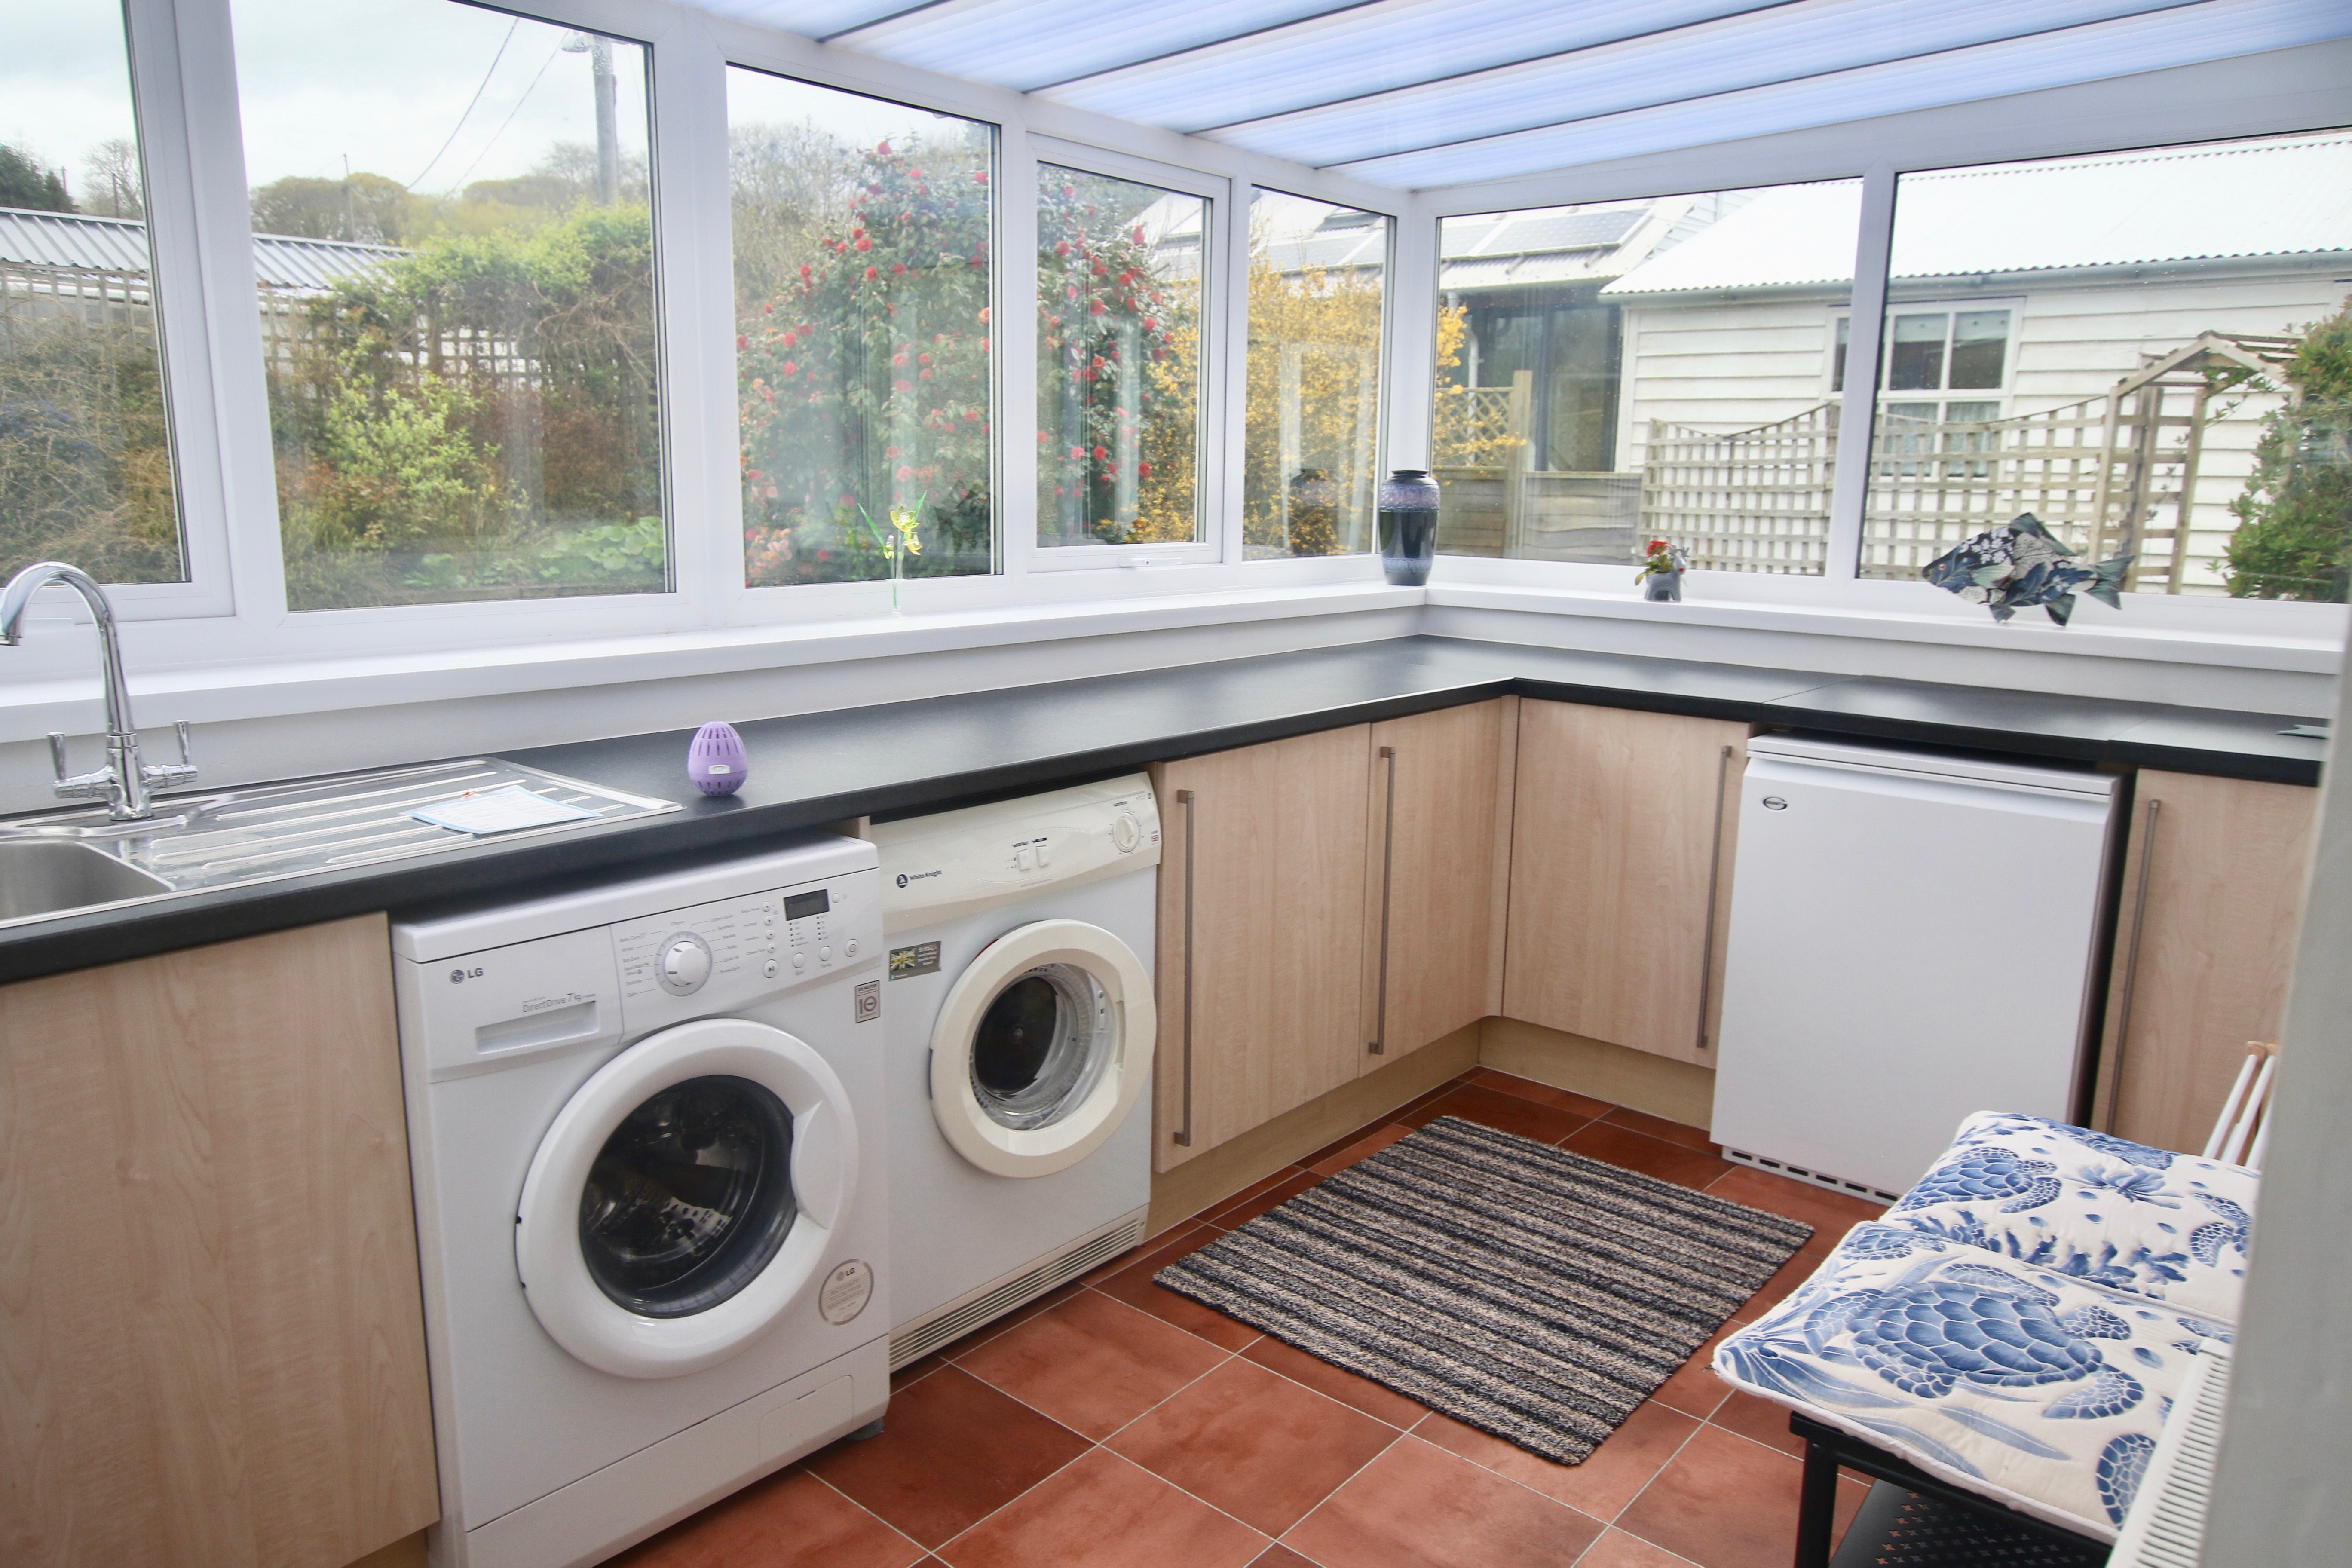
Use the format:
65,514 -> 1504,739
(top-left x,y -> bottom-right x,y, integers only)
1,635 -> 2327,985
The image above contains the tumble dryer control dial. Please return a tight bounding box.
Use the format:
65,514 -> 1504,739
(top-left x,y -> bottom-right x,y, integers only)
1111,810 -> 1142,852
657,933 -> 713,995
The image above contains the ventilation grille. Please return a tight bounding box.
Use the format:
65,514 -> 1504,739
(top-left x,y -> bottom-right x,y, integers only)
1724,1146 -> 1902,1207
888,1211 -> 1148,1370
2109,1350 -> 2232,1568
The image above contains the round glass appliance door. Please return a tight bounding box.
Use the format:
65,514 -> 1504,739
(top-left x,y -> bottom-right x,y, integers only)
578,1074 -> 797,1318
969,963 -> 1112,1131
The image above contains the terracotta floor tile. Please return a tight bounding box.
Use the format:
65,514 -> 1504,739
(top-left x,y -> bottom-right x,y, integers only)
1599,1107 -> 1717,1152
1308,1121 -> 1417,1176
1399,1083 -> 1597,1144
1703,1167 -> 1884,1239
1705,1392 -> 1804,1458
1093,1251 -> 1264,1354
1250,1548 -> 1324,1568
806,1366 -> 1088,1549
610,1467 -> 924,1568
1205,1169 -> 1323,1229
1303,1116 -> 1397,1169
1412,1399 -> 1700,1523
1196,1167 -> 1311,1228
1559,1122 -> 1736,1188
1111,1357 -> 1401,1536
1574,1528 -> 1704,1567
1467,1067 -> 1613,1119
891,1354 -> 947,1392
937,1447 -> 1267,1568
1243,1335 -> 1429,1429
1646,1324 -> 1739,1421
934,1280 -> 1090,1360
1082,1221 -> 1212,1286
956,1289 -> 1230,1439
1283,1435 -> 1605,1568
1613,1425 -> 1864,1568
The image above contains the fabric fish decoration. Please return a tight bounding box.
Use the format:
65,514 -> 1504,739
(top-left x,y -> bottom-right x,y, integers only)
1922,513 -> 2132,625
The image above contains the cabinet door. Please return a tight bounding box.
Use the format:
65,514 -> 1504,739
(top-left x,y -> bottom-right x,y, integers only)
0,915 -> 436,1568
1360,698 -> 1515,1068
1504,701 -> 1746,1064
2097,770 -> 2316,1153
1152,726 -> 1371,1171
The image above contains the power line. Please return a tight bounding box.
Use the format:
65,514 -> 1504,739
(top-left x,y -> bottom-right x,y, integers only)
407,17 -> 520,191
443,41 -> 562,197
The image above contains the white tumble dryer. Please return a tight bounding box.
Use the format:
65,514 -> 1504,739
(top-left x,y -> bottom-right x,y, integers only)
872,775 -> 1160,1369
392,836 -> 889,1568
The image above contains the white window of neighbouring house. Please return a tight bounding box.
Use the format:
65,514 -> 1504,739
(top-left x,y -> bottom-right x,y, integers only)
1435,180 -> 1861,577
1859,128 -> 2352,599
0,0 -> 185,586
1243,190 -> 1389,561
727,67 -> 997,589
1034,163 -> 1205,550
229,0 -> 668,611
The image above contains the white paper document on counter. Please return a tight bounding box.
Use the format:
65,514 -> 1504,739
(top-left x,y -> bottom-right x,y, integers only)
411,785 -> 600,836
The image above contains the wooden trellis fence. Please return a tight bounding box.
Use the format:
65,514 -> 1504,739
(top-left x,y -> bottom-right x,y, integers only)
1638,402 -> 1839,574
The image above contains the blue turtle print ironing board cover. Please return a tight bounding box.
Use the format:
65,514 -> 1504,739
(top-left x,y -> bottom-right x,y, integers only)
1712,1114 -> 2257,1540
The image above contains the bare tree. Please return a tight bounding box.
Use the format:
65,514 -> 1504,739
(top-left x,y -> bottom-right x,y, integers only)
81,138 -> 144,219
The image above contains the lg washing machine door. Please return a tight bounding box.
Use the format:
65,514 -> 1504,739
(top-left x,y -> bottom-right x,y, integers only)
931,918 -> 1154,1178
515,1017 -> 865,1378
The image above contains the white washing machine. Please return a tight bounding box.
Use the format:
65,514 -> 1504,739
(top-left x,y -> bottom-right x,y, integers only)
872,775 -> 1160,1369
392,836 -> 889,1568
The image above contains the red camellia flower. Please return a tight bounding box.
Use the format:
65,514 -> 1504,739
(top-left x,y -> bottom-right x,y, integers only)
974,170 -> 987,184
891,263 -> 906,275
1055,240 -> 1071,257
1142,318 -> 1156,333
735,335 -> 747,349
1138,461 -> 1153,479
1038,429 -> 1049,443
886,446 -> 901,459
893,352 -> 908,367
747,469 -> 762,481
1089,300 -> 1106,315
799,263 -> 812,278
855,236 -> 873,251
865,266 -> 879,279
1070,446 -> 1084,460
1066,285 -> 1079,301
781,361 -> 798,377
781,332 -> 797,348
894,377 -> 911,391
763,303 -> 774,314
876,139 -> 891,154
918,367 -> 932,379
980,337 -> 990,352
1092,444 -> 1109,461
918,352 -> 932,366
897,465 -> 913,481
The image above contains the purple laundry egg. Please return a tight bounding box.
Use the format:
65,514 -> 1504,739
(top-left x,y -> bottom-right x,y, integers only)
688,721 -> 749,796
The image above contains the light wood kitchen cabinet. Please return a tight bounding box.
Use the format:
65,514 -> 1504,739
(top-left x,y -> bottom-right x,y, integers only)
1359,698 -> 1516,1069
1151,726 -> 1372,1171
0,914 -> 437,1568
1504,701 -> 1747,1065
2095,769 -> 2317,1154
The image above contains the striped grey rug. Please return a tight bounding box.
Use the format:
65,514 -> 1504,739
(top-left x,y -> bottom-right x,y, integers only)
1154,1116 -> 1813,1463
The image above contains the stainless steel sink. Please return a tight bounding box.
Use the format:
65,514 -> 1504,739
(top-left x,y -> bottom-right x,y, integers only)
0,839 -> 173,922
0,759 -> 679,930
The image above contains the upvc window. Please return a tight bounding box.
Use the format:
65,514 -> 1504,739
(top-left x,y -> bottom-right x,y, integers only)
1032,159 -> 1207,554
228,0 -> 668,611
1858,128 -> 2352,597
0,0 -> 189,591
726,66 -> 997,589
1243,190 -> 1390,561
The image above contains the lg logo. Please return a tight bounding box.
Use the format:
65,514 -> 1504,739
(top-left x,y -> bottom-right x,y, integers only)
449,966 -> 485,984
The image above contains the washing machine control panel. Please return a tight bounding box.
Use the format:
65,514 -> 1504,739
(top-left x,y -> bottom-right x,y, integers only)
612,870 -> 881,1031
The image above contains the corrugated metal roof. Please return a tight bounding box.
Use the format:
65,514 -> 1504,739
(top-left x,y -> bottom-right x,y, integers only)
0,206 -> 406,291
1603,132 -> 2352,297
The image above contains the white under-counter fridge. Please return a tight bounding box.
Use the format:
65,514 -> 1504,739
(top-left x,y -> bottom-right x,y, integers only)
1710,734 -> 2121,1201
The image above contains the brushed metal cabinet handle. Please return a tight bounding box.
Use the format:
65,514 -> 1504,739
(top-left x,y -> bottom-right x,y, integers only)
2104,796 -> 2161,1131
1174,787 -> 1196,1148
1369,745 -> 1397,1056
1694,744 -> 1733,1054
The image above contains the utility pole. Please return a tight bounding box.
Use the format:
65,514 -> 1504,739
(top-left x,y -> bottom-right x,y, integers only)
342,153 -> 356,240
564,31 -> 620,204
591,37 -> 617,205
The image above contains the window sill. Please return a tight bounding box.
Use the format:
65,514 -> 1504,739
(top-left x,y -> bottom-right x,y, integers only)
1424,577 -> 2349,674
0,580 -> 1423,742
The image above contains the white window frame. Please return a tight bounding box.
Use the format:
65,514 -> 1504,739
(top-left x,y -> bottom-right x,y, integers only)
1023,135 -> 1229,574
3,3 -> 2342,714
1831,297 -> 2026,409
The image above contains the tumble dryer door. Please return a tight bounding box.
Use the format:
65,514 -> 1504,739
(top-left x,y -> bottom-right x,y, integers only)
515,1017 -> 865,1378
931,918 -> 1154,1178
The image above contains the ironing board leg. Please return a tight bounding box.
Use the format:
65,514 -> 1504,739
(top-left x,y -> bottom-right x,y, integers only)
1794,1432 -> 1841,1568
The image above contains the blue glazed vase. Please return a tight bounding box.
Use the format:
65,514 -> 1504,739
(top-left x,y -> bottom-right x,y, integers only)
1377,469 -> 1440,586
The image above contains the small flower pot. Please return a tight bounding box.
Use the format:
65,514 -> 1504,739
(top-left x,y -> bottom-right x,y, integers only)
1642,570 -> 1683,603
